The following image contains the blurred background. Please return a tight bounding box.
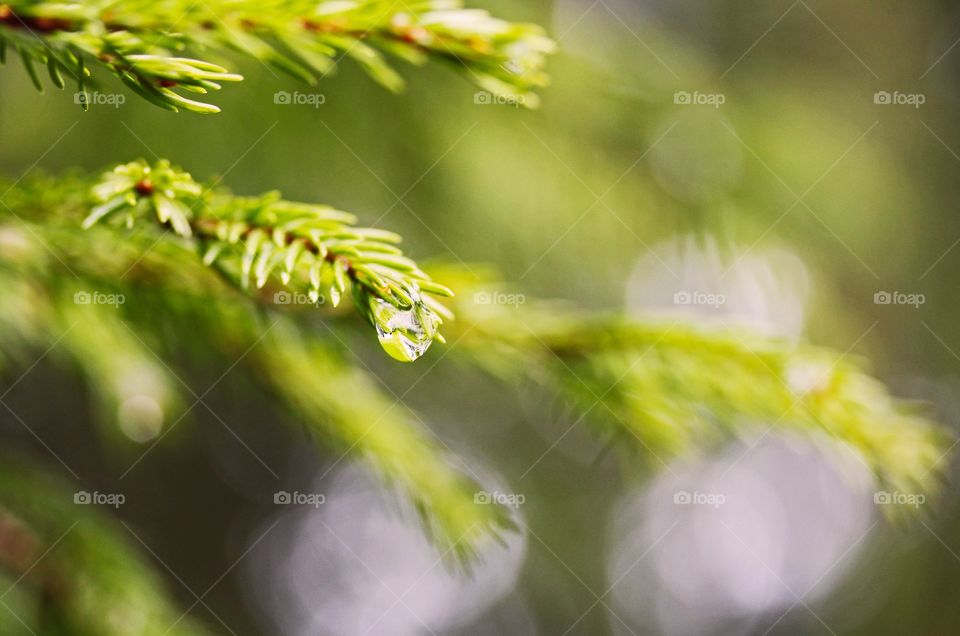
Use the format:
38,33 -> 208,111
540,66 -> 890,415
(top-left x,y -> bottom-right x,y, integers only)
2,0 -> 960,633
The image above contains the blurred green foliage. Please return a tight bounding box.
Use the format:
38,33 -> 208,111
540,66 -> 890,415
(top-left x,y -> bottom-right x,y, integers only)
2,0 -> 960,634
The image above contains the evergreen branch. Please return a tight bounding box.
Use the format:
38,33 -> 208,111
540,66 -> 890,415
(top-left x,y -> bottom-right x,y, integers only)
0,460 -> 209,635
0,0 -> 556,112
441,273 -> 948,506
85,159 -> 451,362
259,323 -> 511,560
1,166 -> 947,574
0,171 -> 513,557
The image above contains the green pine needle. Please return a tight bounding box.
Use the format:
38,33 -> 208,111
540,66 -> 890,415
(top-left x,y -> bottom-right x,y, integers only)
0,0 -> 556,112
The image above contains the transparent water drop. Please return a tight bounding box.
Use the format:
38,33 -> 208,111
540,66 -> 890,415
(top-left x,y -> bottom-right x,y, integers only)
370,297 -> 440,362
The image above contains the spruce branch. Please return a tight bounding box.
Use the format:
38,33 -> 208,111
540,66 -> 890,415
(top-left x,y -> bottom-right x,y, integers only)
440,272 -> 948,507
84,159 -> 452,362
0,169 -> 513,559
258,323 -> 511,560
0,0 -> 556,112
0,166 -> 947,575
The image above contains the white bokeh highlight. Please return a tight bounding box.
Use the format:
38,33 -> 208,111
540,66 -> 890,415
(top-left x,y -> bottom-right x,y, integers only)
626,234 -> 811,339
606,436 -> 875,635
246,462 -> 527,636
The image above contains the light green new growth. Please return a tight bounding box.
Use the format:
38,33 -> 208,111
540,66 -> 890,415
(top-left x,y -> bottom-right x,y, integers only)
0,0 -> 556,112
0,168 -> 509,562
85,159 -> 453,362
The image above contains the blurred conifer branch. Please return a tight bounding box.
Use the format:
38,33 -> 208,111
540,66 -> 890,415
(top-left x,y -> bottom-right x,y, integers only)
0,169 -> 949,627
0,461 -> 210,635
440,272 -> 949,505
0,168 -> 510,562
0,169 -> 947,537
0,0 -> 555,112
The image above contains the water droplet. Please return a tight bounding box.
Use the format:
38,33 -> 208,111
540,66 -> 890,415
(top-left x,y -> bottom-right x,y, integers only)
370,297 -> 440,362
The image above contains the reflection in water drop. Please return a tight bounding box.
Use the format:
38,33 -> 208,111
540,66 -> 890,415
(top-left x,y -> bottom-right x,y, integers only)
362,285 -> 442,362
